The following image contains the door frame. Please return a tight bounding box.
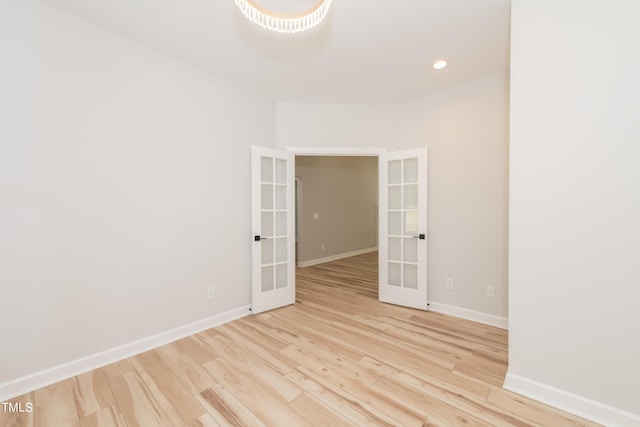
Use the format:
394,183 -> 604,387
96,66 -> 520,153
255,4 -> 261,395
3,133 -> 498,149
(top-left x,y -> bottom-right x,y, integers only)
295,176 -> 302,265
288,147 -> 388,156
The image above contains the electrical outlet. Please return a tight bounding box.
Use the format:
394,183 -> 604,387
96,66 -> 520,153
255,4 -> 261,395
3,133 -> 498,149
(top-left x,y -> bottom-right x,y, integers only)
208,287 -> 216,299
313,213 -> 320,219
321,244 -> 325,251
446,278 -> 454,290
487,285 -> 495,297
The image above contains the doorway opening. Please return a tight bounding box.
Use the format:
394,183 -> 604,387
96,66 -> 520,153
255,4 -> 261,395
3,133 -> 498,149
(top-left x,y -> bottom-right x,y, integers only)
251,145 -> 428,314
294,155 -> 379,300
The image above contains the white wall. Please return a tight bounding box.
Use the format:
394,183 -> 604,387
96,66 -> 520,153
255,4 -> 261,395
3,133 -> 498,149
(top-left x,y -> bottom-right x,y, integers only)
507,0 -> 640,424
0,0 -> 274,392
277,104 -> 396,148
277,72 -> 510,322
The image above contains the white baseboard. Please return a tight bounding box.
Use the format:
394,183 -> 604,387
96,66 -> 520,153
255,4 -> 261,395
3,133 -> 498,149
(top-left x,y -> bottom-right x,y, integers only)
427,301 -> 508,329
504,372 -> 640,427
0,305 -> 251,401
298,247 -> 378,267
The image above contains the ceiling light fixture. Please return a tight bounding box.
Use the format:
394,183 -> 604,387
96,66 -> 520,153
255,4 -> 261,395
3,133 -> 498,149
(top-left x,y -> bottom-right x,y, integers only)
433,59 -> 448,70
235,0 -> 333,34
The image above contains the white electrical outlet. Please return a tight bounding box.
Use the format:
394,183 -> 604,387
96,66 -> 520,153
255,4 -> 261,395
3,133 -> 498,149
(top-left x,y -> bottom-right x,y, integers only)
208,287 -> 216,299
321,244 -> 325,251
487,285 -> 495,297
446,278 -> 454,290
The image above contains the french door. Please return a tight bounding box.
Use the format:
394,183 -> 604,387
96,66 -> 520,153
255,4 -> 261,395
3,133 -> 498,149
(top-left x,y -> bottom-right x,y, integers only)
378,148 -> 428,309
251,145 -> 427,313
251,146 -> 295,314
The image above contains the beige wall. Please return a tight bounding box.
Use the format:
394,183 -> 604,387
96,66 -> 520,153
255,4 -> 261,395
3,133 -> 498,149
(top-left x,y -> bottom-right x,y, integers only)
295,156 -> 378,264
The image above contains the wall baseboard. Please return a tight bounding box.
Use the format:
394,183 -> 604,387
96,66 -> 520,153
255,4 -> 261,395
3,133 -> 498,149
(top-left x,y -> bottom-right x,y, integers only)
298,247 -> 378,267
0,305 -> 251,402
428,301 -> 508,329
504,373 -> 640,427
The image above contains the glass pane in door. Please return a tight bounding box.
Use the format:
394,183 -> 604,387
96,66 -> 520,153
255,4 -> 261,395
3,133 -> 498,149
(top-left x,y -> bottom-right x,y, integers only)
403,237 -> 417,262
389,186 -> 401,210
275,159 -> 287,183
404,211 -> 418,235
275,238 -> 287,262
404,185 -> 418,209
275,264 -> 288,289
276,212 -> 287,236
261,239 -> 273,264
261,185 -> 273,209
389,237 -> 401,261
388,262 -> 401,286
403,264 -> 418,289
276,185 -> 287,209
389,160 -> 402,184
389,212 -> 401,235
261,212 -> 273,237
404,158 -> 418,183
261,266 -> 274,292
261,157 -> 273,182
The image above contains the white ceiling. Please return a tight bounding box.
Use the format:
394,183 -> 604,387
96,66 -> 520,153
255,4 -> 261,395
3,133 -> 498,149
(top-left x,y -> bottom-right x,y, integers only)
38,0 -> 511,104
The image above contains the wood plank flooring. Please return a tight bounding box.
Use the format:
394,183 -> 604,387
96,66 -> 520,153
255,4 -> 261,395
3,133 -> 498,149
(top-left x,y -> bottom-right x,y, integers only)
1,252 -> 601,426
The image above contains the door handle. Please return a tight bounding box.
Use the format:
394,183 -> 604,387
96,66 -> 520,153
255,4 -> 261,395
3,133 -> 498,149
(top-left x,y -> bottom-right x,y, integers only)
254,235 -> 269,241
412,234 -> 426,240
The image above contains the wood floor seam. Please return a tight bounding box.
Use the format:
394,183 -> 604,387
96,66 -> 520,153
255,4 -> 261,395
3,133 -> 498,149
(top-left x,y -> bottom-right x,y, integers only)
1,252 -> 601,427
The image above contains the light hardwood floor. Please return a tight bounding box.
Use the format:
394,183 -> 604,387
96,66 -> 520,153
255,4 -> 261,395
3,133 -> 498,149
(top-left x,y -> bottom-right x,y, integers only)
1,252 -> 601,427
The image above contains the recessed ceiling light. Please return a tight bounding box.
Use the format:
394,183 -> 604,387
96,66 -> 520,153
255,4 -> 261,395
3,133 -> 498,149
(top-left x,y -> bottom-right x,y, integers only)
433,59 -> 448,70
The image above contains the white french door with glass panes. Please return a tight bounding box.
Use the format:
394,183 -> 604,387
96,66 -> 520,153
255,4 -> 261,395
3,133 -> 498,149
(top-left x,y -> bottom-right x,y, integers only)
251,146 -> 295,314
379,148 -> 428,310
